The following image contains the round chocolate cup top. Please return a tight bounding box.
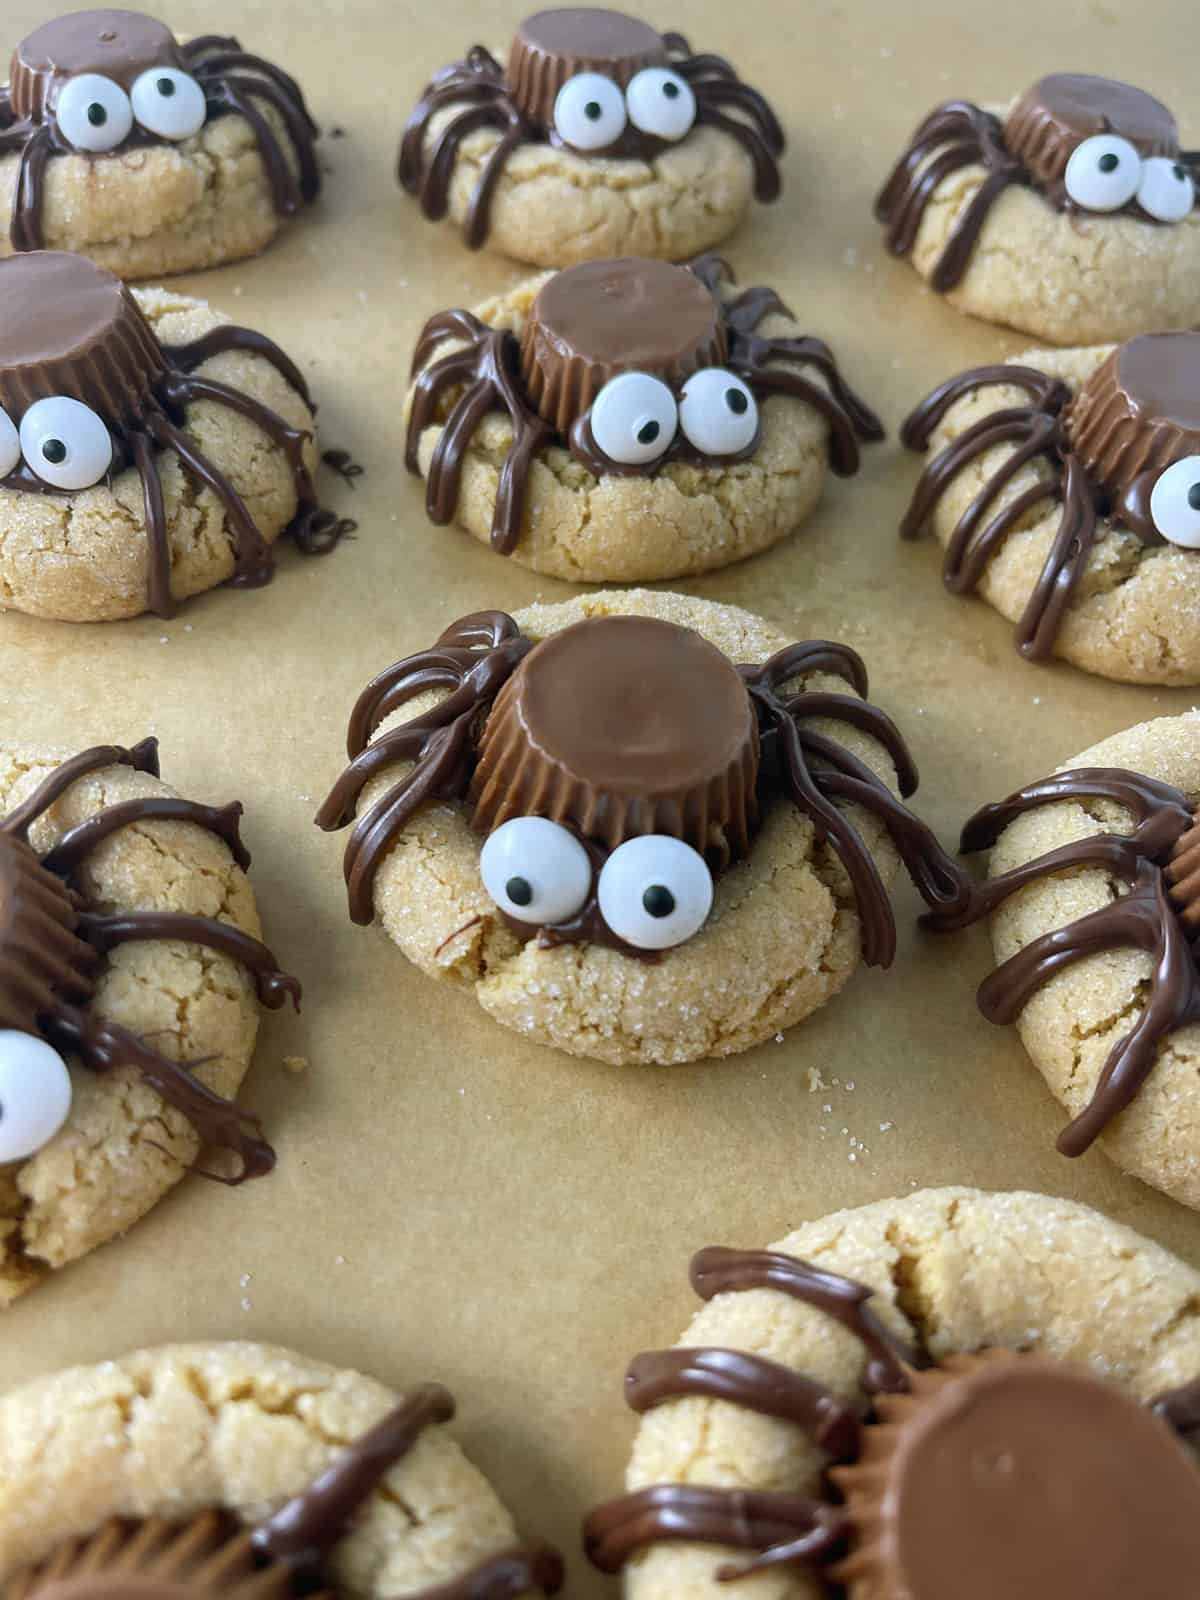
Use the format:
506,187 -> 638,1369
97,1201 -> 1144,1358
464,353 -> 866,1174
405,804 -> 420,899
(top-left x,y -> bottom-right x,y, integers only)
11,9 -> 182,119
1005,72 -> 1179,187
520,257 -> 725,432
470,614 -> 759,857
834,1351 -> 1200,1600
1066,332 -> 1200,510
0,250 -> 165,425
507,7 -> 667,129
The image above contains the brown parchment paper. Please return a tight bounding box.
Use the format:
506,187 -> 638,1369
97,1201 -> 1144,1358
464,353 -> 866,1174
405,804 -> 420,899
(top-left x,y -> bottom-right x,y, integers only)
2,0 -> 1199,1585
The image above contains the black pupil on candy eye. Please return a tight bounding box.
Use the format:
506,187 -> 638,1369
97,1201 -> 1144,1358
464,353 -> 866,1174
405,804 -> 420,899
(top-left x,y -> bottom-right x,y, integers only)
726,388 -> 749,415
663,82 -> 680,98
87,103 -> 107,126
506,876 -> 533,908
584,101 -> 603,121
1098,152 -> 1119,173
41,440 -> 67,464
1188,484 -> 1200,511
1175,164 -> 1187,181
637,420 -> 660,445
157,77 -> 176,96
642,885 -> 675,918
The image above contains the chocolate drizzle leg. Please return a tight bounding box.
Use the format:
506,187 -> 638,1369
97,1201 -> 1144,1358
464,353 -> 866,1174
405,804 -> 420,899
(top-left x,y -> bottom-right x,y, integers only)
0,251 -> 347,619
406,255 -> 882,555
398,13 -> 783,250
0,738 -> 300,1181
925,765 -> 1200,1154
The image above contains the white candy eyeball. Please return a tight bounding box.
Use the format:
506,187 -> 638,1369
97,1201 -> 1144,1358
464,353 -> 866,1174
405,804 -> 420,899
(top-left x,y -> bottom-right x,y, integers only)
131,68 -> 207,140
480,816 -> 593,925
0,1031 -> 72,1164
1063,134 -> 1142,211
678,368 -> 759,456
0,406 -> 19,478
1137,156 -> 1195,223
554,72 -> 627,151
590,372 -> 678,466
597,835 -> 714,951
55,73 -> 134,153
1149,455 -> 1200,548
19,397 -> 113,491
625,67 -> 696,141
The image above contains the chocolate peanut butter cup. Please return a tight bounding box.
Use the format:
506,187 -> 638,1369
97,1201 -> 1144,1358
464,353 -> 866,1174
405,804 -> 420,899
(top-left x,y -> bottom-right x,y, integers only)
506,7 -> 667,129
1066,333 -> 1200,502
469,614 -> 759,857
831,1349 -> 1200,1597
518,257 -> 725,433
0,832 -> 94,1034
0,252 -> 165,427
1166,808 -> 1200,926
9,9 -> 182,120
1004,72 -> 1179,189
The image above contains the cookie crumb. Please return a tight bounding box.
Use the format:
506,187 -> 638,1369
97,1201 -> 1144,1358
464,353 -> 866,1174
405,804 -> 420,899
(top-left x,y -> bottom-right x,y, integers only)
807,1067 -> 828,1093
282,1055 -> 308,1074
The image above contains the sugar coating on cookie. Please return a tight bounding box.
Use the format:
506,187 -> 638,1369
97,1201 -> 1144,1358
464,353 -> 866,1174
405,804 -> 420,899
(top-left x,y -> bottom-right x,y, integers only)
0,1342 -> 563,1599
399,8 -> 783,265
405,256 -> 882,582
900,335 -> 1200,684
926,713 -> 1200,1211
583,1187 -> 1200,1598
316,590 -> 972,1066
0,250 -> 347,622
0,10 -> 320,278
876,74 -> 1200,343
0,741 -> 299,1304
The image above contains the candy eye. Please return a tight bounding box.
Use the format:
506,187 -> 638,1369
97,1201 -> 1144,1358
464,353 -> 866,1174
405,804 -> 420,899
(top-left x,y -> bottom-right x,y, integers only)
0,406 -> 19,478
589,372 -> 678,466
1137,156 -> 1195,223
625,68 -> 696,141
480,816 -> 593,925
1063,134 -> 1141,211
0,1031 -> 73,1165
678,368 -> 759,456
54,73 -> 134,153
597,836 -> 714,951
19,397 -> 113,491
1149,456 -> 1200,547
131,68 -> 207,140
554,72 -> 627,151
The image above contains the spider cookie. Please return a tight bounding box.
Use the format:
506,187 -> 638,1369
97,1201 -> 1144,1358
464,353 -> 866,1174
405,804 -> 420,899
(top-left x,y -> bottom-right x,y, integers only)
316,591 -> 969,1066
399,7 -> 782,266
0,738 -> 299,1303
405,255 -> 882,582
876,73 -> 1200,343
900,333 -> 1200,684
926,714 -> 1200,1211
0,9 -> 319,278
584,1186 -> 1200,1598
0,1342 -> 563,1599
0,250 -> 346,622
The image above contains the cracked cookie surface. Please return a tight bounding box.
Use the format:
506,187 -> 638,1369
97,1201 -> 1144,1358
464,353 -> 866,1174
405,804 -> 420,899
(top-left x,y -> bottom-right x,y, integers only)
0,1340 -> 521,1594
0,102 -> 306,281
415,108 -> 756,268
984,713 -> 1200,1209
0,288 -> 318,623
614,1186 -> 1200,1600
0,746 -> 266,1303
406,275 -> 830,583
917,345 -> 1200,684
897,142 -> 1200,344
363,591 -> 901,1066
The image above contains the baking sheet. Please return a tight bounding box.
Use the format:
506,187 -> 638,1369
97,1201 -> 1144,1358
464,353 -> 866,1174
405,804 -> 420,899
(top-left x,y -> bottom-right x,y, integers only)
2,0 -> 1198,1585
